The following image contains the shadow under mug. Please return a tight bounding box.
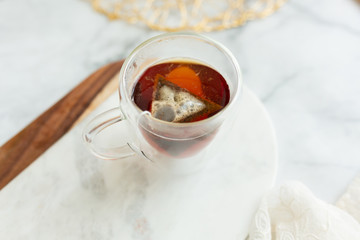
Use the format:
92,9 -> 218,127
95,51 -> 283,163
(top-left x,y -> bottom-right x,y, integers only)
83,32 -> 242,171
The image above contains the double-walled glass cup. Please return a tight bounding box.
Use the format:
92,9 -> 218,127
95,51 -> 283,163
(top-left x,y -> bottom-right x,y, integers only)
83,32 -> 242,172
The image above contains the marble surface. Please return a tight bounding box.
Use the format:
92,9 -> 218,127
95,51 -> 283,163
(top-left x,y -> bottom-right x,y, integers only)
0,88 -> 277,239
0,0 -> 360,229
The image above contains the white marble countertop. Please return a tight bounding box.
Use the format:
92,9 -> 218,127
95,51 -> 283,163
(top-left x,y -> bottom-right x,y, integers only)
1,0 -> 359,206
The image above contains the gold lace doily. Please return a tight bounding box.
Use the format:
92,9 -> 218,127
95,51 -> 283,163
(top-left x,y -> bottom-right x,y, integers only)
91,0 -> 287,32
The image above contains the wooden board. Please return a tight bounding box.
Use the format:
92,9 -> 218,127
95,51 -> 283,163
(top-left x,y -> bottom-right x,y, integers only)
0,60 -> 123,190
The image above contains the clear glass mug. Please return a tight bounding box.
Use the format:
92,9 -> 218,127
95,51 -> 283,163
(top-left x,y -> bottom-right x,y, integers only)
83,32 -> 242,172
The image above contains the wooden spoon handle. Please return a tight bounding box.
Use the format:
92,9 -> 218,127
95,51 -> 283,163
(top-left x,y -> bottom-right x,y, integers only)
0,60 -> 124,190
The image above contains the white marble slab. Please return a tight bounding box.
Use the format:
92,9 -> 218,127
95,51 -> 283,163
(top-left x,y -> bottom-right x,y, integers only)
0,0 -> 359,226
0,87 -> 277,239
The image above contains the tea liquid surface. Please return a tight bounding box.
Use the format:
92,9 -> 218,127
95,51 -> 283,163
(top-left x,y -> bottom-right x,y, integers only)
132,61 -> 230,123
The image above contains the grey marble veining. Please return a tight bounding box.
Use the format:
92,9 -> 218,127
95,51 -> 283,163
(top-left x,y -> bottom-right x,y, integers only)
0,0 -> 359,222
209,0 -> 360,201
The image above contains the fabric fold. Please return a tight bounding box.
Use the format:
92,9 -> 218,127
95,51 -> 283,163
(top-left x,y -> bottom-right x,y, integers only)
249,180 -> 360,239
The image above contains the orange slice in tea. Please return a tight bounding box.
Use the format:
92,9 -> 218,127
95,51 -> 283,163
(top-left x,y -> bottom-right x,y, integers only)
166,66 -> 204,97
151,75 -> 222,123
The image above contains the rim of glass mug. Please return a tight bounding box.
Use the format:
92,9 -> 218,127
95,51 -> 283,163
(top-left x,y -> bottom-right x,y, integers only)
118,32 -> 242,130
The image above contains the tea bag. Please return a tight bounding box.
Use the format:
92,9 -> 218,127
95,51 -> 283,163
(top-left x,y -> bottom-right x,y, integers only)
151,75 -> 222,123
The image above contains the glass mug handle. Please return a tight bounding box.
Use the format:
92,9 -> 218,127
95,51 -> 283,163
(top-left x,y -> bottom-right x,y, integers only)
82,107 -> 136,160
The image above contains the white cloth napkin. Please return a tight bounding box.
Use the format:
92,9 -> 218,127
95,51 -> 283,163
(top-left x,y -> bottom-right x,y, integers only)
336,175 -> 360,224
249,175 -> 360,239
